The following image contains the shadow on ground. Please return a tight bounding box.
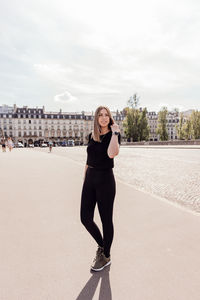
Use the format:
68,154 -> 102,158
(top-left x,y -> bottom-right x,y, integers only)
76,266 -> 112,300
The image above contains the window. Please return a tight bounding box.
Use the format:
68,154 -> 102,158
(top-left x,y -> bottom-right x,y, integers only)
29,120 -> 31,124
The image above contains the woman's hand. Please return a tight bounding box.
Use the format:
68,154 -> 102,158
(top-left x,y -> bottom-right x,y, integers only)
110,123 -> 120,133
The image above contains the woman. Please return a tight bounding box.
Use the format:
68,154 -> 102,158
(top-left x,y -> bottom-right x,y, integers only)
80,106 -> 120,272
7,137 -> 13,152
1,138 -> 6,152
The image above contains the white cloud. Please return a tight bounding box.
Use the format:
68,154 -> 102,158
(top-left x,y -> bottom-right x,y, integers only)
54,91 -> 77,104
0,0 -> 200,112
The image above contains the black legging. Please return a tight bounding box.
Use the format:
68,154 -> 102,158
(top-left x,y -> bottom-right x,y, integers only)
80,167 -> 116,258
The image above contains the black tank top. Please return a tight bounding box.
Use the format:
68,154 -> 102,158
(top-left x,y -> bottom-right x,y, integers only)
86,131 -> 121,169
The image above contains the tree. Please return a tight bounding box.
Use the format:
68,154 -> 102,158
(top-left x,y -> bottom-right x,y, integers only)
123,94 -> 149,142
182,119 -> 192,140
190,110 -> 200,139
156,107 -> 168,141
176,113 -> 185,140
127,93 -> 140,109
138,108 -> 149,141
123,107 -> 134,140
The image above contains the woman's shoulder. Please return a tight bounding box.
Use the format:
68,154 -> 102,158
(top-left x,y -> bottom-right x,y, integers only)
88,132 -> 93,143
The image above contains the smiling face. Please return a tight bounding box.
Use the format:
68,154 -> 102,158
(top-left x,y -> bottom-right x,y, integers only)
98,108 -> 110,129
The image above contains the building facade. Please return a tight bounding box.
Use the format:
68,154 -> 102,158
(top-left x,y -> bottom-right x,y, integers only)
147,111 -> 158,141
147,110 -> 190,141
0,104 -> 192,145
0,105 -> 125,146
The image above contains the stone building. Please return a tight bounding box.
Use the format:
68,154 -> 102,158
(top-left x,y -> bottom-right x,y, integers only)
0,105 -> 125,146
0,104 -> 192,144
166,111 -> 179,140
147,110 -> 191,141
147,111 -> 158,141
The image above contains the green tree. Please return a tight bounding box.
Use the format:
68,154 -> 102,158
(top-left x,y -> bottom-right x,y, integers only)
176,113 -> 185,140
156,107 -> 168,141
182,119 -> 192,140
190,110 -> 200,139
138,108 -> 149,141
123,107 -> 134,140
123,94 -> 149,141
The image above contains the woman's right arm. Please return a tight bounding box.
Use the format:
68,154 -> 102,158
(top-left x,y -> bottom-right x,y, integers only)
84,164 -> 88,181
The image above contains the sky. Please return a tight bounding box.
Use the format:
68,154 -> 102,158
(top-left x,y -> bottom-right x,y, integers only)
0,0 -> 200,113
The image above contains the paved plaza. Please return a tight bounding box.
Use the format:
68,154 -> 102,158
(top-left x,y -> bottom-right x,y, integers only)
38,145 -> 200,213
0,146 -> 200,299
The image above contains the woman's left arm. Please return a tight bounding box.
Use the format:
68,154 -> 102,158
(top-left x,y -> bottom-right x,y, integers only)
107,123 -> 120,159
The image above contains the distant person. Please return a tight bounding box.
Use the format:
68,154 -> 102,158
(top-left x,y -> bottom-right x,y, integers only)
1,138 -> 6,152
7,137 -> 13,152
49,141 -> 53,153
80,106 -> 121,272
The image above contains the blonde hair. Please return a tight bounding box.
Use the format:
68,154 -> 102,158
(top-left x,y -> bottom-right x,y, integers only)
92,106 -> 114,142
